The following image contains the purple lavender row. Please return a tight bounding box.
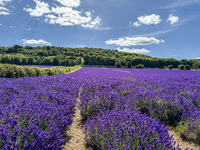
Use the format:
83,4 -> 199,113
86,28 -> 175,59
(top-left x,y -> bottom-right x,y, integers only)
0,71 -> 82,149
85,110 -> 178,150
79,67 -> 199,149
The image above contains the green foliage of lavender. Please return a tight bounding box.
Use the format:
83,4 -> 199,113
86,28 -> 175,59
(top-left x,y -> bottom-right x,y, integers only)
176,120 -> 200,144
0,64 -> 80,78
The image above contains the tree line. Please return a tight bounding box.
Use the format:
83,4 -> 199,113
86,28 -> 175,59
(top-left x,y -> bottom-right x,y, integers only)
0,45 -> 199,69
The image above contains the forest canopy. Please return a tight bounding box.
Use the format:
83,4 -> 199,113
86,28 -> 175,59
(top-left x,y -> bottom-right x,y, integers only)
0,45 -> 199,69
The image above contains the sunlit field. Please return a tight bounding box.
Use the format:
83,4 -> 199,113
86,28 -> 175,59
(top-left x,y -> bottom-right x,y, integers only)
1,67 -> 200,149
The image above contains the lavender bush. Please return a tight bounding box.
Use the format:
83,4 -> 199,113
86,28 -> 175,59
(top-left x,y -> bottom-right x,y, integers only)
85,110 -> 178,150
79,67 -> 200,149
1,67 -> 200,149
0,72 -> 81,149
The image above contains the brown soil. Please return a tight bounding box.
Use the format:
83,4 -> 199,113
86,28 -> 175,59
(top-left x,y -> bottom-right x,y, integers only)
115,70 -> 131,73
121,76 -> 136,81
63,86 -> 89,150
168,127 -> 200,150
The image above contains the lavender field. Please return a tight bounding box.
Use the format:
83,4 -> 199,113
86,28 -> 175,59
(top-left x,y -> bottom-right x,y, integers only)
1,67 -> 200,149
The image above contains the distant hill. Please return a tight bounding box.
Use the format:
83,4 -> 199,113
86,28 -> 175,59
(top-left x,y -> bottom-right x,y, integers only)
0,45 -> 198,69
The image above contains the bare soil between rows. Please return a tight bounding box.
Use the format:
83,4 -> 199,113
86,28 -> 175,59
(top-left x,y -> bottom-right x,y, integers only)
63,82 -> 200,150
63,86 -> 89,150
168,127 -> 200,150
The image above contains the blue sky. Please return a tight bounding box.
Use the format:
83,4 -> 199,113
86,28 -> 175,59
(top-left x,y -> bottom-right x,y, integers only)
0,0 -> 200,60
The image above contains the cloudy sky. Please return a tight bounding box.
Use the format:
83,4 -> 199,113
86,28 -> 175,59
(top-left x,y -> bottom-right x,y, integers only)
0,0 -> 200,60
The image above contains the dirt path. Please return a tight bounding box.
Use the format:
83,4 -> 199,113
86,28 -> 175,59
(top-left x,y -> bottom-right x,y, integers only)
63,84 -> 200,150
115,69 -> 131,73
63,86 -> 88,150
168,128 -> 200,150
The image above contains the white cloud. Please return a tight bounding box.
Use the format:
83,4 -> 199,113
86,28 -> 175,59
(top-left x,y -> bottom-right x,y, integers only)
167,14 -> 179,24
21,39 -> 51,45
56,0 -> 81,8
117,47 -> 150,54
196,57 -> 200,59
0,23 -> 1,25
28,28 -> 31,30
24,0 -> 107,29
105,37 -> 164,46
85,11 -> 91,17
135,30 -> 173,37
81,16 -> 101,29
0,10 -> 9,15
45,7 -> 92,26
0,0 -> 12,15
133,21 -> 141,27
0,0 -> 12,5
163,0 -> 200,8
134,14 -> 161,26
23,0 -> 51,17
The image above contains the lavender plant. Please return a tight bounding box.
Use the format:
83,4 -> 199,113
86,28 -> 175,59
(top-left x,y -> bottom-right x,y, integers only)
0,71 -> 82,149
85,110 -> 178,150
79,67 -> 200,149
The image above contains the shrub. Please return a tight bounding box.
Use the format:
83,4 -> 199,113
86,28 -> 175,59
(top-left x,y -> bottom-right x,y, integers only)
32,67 -> 43,76
16,67 -> 27,78
48,68 -> 55,76
163,66 -> 168,69
0,64 -> 18,78
0,64 -> 80,78
167,65 -> 173,70
178,64 -> 185,70
23,67 -> 36,77
135,64 -> 144,68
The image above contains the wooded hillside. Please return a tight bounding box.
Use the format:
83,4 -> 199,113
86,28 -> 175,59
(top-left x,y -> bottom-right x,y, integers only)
0,45 -> 199,69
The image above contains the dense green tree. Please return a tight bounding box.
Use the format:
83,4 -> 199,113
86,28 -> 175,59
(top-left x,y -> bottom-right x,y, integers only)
1,55 -> 11,63
77,57 -> 84,65
126,61 -> 132,68
184,65 -> 191,70
0,45 -> 196,69
115,61 -> 121,68
192,63 -> 200,69
83,55 -> 91,65
13,57 -> 22,64
178,65 -> 185,70
28,57 -> 37,65
167,65 -> 173,70
24,46 -> 33,49
53,57 -> 61,66
68,60 -> 76,66
43,58 -> 51,65
21,58 -> 27,65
